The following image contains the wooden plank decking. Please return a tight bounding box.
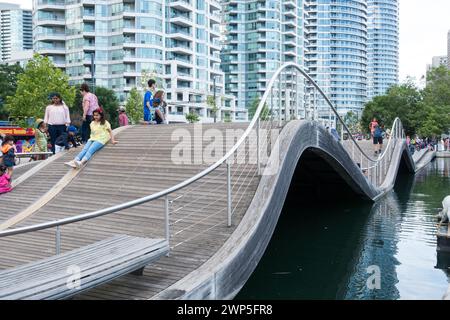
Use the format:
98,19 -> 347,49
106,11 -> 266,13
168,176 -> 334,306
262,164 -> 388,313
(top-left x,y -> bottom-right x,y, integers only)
0,123 -> 260,300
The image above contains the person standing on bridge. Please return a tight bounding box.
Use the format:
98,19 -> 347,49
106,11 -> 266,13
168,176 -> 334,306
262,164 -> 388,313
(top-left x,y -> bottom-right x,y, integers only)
372,123 -> 383,156
80,83 -> 99,144
64,108 -> 117,169
369,117 -> 379,138
143,79 -> 156,123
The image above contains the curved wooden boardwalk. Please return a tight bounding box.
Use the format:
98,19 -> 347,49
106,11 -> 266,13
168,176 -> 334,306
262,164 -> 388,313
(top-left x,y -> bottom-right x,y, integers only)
0,122 -> 435,300
0,123 -> 259,299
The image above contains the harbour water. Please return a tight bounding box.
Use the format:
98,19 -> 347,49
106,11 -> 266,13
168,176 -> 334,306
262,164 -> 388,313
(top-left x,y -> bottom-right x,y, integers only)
236,158 -> 450,300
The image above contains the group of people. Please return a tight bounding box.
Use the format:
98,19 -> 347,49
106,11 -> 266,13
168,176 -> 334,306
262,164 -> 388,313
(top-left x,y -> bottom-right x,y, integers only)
0,80 -> 167,194
143,79 -> 167,125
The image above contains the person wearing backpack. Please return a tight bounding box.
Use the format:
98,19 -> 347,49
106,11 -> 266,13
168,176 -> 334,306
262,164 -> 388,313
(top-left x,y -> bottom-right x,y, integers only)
373,124 -> 383,156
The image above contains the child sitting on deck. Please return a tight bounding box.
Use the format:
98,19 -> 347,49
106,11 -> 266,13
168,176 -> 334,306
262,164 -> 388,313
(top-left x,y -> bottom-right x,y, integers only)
0,165 -> 12,194
64,108 -> 117,169
1,135 -> 16,177
55,125 -> 78,153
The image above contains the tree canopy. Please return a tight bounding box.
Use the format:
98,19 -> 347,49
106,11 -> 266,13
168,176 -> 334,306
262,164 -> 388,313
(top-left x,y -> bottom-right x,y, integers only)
95,86 -> 120,128
0,64 -> 23,120
6,54 -> 76,120
361,67 -> 450,137
125,87 -> 143,124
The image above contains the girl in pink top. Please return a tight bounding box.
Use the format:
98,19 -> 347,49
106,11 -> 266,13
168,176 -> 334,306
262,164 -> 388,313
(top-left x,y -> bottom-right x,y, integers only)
0,165 -> 12,194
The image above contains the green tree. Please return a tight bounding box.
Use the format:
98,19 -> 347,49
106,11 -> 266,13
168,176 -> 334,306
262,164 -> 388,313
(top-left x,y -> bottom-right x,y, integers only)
0,64 -> 23,120
420,66 -> 450,135
361,82 -> 422,136
186,112 -> 199,123
207,95 -> 219,123
248,97 -> 270,121
343,111 -> 359,133
6,54 -> 76,120
95,86 -> 120,128
125,87 -> 143,124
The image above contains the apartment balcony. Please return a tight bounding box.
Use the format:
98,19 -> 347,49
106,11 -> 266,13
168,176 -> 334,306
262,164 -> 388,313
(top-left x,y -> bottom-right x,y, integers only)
35,0 -> 65,10
283,30 -> 296,37
167,45 -> 193,55
284,40 -> 297,47
169,0 -> 193,12
210,0 -> 221,10
168,30 -> 193,41
170,15 -> 192,27
210,13 -> 221,23
285,0 -> 296,9
36,18 -> 66,27
37,47 -> 66,55
284,10 -> 296,19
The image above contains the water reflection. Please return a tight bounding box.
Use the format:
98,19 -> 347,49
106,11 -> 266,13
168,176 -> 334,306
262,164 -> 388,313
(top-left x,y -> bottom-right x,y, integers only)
237,159 -> 450,300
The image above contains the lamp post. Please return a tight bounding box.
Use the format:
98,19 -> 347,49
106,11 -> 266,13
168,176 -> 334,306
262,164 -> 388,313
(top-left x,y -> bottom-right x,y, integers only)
91,53 -> 95,93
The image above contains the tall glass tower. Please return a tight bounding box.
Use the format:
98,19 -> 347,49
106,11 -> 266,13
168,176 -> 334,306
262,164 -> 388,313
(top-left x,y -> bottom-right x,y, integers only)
367,0 -> 399,99
221,0 -> 307,114
0,3 -> 32,61
305,0 -> 368,119
34,0 -> 241,122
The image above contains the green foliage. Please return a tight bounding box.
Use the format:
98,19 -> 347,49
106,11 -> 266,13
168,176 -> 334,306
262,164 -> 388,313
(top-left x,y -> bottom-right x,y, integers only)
361,67 -> 450,137
95,86 -> 120,128
361,82 -> 422,136
6,54 -> 76,120
186,112 -> 200,123
140,69 -> 164,91
207,95 -> 219,122
0,64 -> 23,120
419,66 -> 450,136
125,87 -> 143,124
343,111 -> 360,133
248,98 -> 270,121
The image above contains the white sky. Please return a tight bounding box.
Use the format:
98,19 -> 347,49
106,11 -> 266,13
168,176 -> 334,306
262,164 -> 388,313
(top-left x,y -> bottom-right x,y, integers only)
4,0 -> 450,85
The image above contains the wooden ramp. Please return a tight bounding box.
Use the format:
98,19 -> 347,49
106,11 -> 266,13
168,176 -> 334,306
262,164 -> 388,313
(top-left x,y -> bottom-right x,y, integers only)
0,124 -> 259,300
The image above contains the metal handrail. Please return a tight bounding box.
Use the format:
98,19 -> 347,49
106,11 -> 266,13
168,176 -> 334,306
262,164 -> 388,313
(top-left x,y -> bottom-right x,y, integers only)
0,63 -> 405,239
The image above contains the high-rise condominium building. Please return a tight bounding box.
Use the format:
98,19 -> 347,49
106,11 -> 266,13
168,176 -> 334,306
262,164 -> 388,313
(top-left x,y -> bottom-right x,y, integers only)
367,0 -> 399,99
305,0 -> 368,118
34,0 -> 243,122
0,3 -> 32,61
221,0 -> 307,115
447,30 -> 450,69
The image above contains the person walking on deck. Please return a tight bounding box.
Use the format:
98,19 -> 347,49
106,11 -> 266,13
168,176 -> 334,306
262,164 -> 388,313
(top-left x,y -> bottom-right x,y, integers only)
65,108 -> 117,169
80,83 -> 99,143
372,123 -> 383,156
369,117 -> 379,138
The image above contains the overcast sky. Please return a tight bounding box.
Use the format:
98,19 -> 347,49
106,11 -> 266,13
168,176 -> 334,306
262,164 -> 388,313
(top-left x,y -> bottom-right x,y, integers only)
3,0 -> 450,85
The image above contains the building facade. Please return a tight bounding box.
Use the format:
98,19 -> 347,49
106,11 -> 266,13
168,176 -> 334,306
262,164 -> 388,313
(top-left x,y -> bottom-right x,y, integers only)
221,0 -> 307,117
305,0 -> 368,120
0,3 -> 32,61
367,0 -> 399,99
34,0 -> 244,123
426,55 -> 448,73
447,30 -> 450,69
